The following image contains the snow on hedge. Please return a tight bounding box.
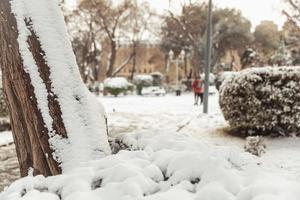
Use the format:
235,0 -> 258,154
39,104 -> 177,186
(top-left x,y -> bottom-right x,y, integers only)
1,132 -> 300,200
11,0 -> 110,171
104,77 -> 132,89
133,75 -> 153,86
220,66 -> 300,136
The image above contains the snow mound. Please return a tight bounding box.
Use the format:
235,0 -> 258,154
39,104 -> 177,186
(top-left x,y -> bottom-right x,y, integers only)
1,132 -> 300,200
104,77 -> 132,89
0,132 -> 13,147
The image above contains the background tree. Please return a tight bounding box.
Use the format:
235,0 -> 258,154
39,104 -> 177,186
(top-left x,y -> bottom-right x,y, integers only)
79,0 -> 134,78
119,1 -> 156,80
282,0 -> 300,65
214,9 -> 253,70
283,0 -> 300,25
160,2 -> 252,76
253,21 -> 281,64
67,8 -> 102,83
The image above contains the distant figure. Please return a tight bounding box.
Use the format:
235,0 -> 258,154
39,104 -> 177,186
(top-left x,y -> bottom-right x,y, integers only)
192,77 -> 204,105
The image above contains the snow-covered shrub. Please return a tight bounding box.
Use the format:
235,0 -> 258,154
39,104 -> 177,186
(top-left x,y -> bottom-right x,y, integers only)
151,72 -> 163,86
133,75 -> 153,95
104,77 -> 133,97
220,67 -> 300,136
244,136 -> 266,156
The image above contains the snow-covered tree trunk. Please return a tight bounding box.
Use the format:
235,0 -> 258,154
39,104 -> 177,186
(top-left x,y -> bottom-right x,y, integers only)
0,0 -> 111,177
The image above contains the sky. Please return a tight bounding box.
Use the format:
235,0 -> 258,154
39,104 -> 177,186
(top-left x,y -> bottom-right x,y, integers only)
67,0 -> 287,29
145,0 -> 287,29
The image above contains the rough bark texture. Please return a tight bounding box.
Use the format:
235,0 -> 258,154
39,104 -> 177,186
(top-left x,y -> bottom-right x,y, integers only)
0,0 -> 67,177
106,39 -> 117,77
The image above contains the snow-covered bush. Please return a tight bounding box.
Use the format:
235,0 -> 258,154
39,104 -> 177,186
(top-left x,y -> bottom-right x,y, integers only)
133,75 -> 153,95
151,72 -> 163,86
104,77 -> 133,97
220,67 -> 300,136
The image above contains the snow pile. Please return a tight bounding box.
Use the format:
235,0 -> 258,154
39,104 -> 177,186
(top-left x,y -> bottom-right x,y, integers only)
2,132 -> 300,200
104,77 -> 133,97
104,77 -> 132,90
220,66 -> 300,136
0,131 -> 13,147
133,75 -> 153,86
11,0 -> 110,171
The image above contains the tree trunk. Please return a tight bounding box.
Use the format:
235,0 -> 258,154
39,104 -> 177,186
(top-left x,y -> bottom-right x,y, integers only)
130,42 -> 137,80
0,0 -> 110,177
0,0 -> 65,177
106,39 -> 117,77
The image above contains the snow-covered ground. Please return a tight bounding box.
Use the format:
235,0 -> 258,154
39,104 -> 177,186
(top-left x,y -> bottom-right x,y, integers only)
102,93 -> 300,178
0,132 -> 13,147
1,93 -> 300,199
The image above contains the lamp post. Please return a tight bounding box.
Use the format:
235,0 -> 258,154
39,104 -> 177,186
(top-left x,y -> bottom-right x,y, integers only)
169,50 -> 185,96
203,0 -> 213,114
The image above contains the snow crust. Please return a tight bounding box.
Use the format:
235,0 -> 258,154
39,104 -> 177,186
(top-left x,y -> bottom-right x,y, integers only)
10,0 -> 110,171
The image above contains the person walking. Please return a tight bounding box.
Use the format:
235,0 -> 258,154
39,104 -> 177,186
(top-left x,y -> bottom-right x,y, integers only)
192,76 -> 204,105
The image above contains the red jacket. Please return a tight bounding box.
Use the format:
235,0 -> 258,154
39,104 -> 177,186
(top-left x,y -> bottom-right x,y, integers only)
192,79 -> 203,93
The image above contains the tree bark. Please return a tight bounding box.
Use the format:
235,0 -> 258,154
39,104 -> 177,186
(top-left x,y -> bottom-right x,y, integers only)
0,0 -> 67,177
130,42 -> 137,80
106,39 -> 117,77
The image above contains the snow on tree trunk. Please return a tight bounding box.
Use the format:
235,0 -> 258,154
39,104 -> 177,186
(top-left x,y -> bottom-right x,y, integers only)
0,0 -> 111,177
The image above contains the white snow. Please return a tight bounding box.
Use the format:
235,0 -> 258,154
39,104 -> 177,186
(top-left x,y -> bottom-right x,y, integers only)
2,93 -> 300,199
10,0 -> 110,171
104,77 -> 132,89
0,132 -> 13,147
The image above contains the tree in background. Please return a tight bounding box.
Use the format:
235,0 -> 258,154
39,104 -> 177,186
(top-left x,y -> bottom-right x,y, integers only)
79,0 -> 134,78
67,8 -> 102,83
253,21 -> 281,64
214,9 -> 253,70
283,0 -> 300,25
120,1 -> 156,80
160,2 -> 252,75
282,0 -> 300,65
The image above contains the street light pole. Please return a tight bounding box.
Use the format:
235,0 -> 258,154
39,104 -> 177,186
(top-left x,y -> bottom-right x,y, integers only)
168,50 -> 185,96
175,60 -> 179,89
203,0 -> 212,114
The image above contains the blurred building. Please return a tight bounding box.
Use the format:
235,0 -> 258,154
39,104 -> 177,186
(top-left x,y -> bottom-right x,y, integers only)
98,40 -> 243,84
100,40 -> 194,85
